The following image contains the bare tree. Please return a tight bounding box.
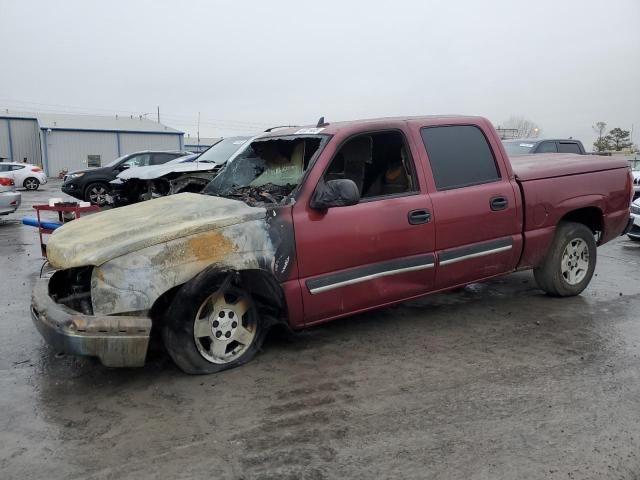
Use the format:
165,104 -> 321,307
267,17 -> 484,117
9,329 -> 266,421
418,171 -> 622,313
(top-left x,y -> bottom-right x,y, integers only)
502,116 -> 541,138
592,121 -> 608,152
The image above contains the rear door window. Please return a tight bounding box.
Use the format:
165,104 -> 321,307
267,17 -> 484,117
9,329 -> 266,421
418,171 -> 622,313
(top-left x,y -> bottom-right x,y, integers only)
151,153 -> 178,165
420,125 -> 500,191
558,142 -> 582,154
536,141 -> 558,153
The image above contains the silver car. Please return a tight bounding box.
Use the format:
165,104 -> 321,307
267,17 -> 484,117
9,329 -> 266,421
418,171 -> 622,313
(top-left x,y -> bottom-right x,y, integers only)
0,176 -> 21,215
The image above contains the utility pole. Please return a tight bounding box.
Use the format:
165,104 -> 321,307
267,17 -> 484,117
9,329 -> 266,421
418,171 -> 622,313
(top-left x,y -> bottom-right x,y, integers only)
157,106 -> 160,123
196,112 -> 201,166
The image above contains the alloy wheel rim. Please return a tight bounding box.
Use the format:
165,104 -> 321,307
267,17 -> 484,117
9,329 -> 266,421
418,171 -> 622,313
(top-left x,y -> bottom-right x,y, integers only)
193,288 -> 256,364
89,186 -> 108,205
25,179 -> 38,190
561,238 -> 589,285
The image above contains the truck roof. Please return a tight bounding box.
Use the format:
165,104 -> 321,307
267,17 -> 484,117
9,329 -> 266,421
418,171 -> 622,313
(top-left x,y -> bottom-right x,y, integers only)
260,115 -> 486,138
503,138 -> 583,144
511,153 -> 629,181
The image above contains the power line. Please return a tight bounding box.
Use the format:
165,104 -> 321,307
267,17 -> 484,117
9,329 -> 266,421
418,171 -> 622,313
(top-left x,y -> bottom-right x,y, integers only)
0,98 -> 275,130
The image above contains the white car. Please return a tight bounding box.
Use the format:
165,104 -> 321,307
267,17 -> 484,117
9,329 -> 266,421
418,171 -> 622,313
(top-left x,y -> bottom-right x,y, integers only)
0,162 -> 47,190
108,136 -> 253,206
0,176 -> 21,215
629,197 -> 640,241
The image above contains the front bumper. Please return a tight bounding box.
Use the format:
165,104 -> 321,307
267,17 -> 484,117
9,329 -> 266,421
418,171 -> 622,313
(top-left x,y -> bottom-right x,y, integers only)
61,181 -> 83,199
31,277 -> 151,367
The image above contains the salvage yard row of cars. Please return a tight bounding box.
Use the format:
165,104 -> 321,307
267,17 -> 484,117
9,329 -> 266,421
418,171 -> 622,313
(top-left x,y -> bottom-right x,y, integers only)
60,136 -> 252,207
30,115 -> 636,374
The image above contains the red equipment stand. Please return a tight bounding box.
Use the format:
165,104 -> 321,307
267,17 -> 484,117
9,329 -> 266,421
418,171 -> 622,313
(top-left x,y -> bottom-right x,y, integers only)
32,204 -> 100,258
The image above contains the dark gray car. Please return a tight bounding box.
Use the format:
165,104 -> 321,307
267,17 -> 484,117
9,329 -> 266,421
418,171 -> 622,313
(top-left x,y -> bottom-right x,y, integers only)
502,139 -> 586,156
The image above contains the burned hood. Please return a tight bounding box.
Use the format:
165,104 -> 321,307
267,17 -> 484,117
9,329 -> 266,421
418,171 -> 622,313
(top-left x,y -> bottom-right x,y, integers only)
47,193 -> 266,268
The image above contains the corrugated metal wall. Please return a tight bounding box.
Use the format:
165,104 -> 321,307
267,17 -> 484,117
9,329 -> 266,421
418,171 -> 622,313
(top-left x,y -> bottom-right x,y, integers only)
45,131 -> 183,175
10,119 -> 42,165
119,133 -> 181,154
45,131 -> 119,175
0,118 -> 42,165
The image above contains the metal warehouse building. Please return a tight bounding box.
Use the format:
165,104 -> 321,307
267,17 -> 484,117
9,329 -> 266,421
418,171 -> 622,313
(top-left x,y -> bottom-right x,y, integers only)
0,111 -> 184,176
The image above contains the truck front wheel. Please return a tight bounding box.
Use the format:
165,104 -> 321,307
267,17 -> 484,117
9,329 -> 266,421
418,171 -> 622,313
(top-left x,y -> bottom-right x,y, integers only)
162,271 -> 266,374
534,221 -> 597,297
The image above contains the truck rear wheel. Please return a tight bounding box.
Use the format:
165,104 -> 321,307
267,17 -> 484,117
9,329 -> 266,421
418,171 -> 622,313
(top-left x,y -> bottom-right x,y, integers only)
162,271 -> 266,374
533,221 -> 597,297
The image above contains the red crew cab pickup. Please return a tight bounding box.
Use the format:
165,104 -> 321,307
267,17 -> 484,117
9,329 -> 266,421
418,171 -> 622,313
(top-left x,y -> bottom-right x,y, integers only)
32,116 -> 634,374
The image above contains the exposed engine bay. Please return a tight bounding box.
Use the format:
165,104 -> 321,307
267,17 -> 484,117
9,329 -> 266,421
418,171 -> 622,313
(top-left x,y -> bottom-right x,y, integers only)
225,183 -> 298,206
48,266 -> 94,315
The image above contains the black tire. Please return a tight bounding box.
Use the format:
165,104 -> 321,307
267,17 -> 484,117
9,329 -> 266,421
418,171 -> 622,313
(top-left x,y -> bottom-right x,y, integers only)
23,177 -> 40,191
534,221 -> 597,297
162,270 -> 266,374
84,182 -> 110,206
627,234 -> 640,242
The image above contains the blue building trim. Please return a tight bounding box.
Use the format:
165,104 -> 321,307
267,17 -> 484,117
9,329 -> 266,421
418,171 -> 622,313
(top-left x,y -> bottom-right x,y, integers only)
42,130 -> 50,176
0,116 -> 38,121
39,127 -> 183,136
116,132 -> 122,156
6,120 -> 13,161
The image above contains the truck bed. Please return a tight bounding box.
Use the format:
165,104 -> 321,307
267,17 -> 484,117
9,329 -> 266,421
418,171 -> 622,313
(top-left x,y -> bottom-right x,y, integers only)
510,153 -> 629,181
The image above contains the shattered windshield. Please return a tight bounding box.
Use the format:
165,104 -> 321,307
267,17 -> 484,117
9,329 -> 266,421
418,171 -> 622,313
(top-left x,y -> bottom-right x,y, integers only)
196,136 -> 252,164
203,135 -> 326,206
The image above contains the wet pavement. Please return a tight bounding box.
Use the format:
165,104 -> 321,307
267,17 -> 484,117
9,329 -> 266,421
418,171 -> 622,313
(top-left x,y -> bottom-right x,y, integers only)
1,180 -> 639,479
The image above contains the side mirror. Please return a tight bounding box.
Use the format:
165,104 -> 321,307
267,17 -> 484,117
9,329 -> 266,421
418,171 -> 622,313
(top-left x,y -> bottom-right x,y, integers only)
117,164 -> 130,171
310,179 -> 360,209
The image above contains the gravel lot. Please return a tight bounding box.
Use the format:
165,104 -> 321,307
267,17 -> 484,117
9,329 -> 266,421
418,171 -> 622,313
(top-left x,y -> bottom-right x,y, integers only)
1,179 -> 639,479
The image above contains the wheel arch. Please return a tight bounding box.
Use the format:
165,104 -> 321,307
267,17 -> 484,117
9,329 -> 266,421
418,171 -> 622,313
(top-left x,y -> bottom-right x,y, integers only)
559,206 -> 604,241
150,266 -> 290,330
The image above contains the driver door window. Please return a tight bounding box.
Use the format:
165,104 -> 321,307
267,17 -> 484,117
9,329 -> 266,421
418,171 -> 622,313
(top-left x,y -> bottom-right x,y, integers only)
324,131 -> 418,200
122,154 -> 152,168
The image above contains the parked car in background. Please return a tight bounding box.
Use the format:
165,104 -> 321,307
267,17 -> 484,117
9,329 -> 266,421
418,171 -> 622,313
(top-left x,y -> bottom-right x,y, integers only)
629,197 -> 640,241
61,150 -> 191,206
629,158 -> 640,201
502,138 -> 586,156
0,177 -> 21,215
0,162 -> 47,190
108,137 -> 252,207
32,115 -> 632,373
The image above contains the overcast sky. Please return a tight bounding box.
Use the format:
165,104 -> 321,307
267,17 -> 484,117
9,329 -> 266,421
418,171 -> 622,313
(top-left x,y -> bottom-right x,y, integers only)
1,0 -> 639,147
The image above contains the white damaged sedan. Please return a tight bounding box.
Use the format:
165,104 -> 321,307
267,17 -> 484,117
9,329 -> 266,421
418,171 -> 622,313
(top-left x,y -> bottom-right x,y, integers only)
629,197 -> 640,241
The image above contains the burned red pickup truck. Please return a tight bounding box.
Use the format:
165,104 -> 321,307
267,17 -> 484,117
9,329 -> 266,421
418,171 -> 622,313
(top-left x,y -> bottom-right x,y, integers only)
31,116 -> 634,374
